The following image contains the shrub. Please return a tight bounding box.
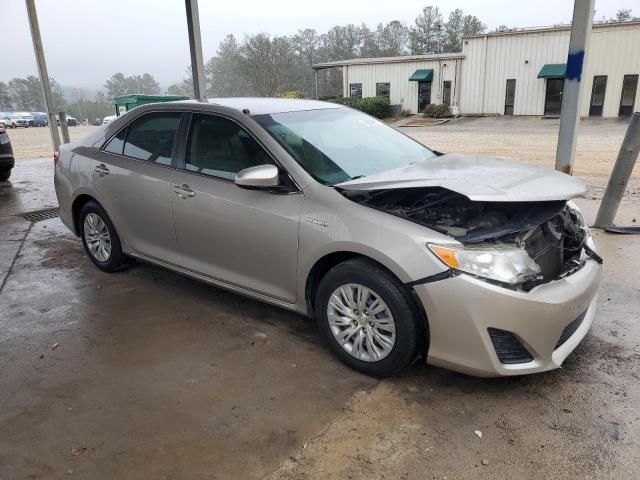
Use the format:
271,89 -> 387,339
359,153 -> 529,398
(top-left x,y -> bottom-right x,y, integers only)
327,95 -> 391,119
275,91 -> 305,99
357,96 -> 390,119
327,96 -> 361,108
423,103 -> 452,118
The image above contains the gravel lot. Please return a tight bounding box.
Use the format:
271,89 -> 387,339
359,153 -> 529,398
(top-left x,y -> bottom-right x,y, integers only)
1,117 -> 639,479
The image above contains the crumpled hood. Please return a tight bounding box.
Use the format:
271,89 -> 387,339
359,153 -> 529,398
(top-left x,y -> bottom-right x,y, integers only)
336,153 -> 586,202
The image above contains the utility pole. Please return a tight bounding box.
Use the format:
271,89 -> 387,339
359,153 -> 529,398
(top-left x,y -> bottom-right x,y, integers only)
25,0 -> 61,152
555,0 -> 595,174
185,0 -> 206,100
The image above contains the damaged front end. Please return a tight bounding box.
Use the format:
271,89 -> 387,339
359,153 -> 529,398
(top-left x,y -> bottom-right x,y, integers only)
340,187 -> 600,291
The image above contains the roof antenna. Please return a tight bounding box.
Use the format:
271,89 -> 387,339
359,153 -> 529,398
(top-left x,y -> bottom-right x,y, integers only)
242,108 -> 250,115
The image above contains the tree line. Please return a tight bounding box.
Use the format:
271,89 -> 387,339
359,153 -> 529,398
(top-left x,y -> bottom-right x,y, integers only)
1,6 -> 635,121
167,6 -> 485,98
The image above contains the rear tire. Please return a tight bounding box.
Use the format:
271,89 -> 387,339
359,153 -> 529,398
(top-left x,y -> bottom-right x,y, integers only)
79,201 -> 127,272
315,258 -> 423,378
0,167 -> 11,182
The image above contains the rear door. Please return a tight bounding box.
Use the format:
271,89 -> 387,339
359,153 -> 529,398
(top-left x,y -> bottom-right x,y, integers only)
91,111 -> 184,263
170,112 -> 303,302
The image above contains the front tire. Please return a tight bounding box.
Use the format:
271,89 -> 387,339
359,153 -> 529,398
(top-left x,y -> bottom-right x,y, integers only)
315,259 -> 424,378
79,201 -> 127,272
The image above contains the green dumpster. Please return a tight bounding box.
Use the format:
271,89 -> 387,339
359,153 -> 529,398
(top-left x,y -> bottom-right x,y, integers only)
113,94 -> 189,116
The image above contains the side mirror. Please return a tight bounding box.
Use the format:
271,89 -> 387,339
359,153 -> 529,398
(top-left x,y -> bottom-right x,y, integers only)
235,164 -> 280,189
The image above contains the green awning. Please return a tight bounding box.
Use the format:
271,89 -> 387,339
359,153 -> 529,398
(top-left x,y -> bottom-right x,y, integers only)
537,64 -> 566,79
409,69 -> 433,81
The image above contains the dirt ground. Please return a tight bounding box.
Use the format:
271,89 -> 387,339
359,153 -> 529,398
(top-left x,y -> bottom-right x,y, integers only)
7,125 -> 97,159
1,118 -> 639,479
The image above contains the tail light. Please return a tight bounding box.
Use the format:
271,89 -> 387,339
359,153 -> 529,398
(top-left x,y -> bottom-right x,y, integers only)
53,151 -> 60,166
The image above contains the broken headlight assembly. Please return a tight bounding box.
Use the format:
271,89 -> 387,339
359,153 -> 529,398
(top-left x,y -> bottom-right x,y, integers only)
428,243 -> 541,285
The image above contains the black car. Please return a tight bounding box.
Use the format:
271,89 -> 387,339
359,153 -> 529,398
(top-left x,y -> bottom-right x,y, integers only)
0,124 -> 15,181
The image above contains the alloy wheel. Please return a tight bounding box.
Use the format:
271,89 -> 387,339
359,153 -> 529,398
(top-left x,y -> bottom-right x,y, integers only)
326,283 -> 396,362
83,213 -> 112,262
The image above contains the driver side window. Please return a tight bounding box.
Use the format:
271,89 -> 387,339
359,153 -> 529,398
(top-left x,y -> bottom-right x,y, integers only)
186,114 -> 274,180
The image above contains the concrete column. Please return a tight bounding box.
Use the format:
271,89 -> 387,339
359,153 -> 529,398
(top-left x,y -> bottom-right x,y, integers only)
555,0 -> 595,174
185,0 -> 207,100
594,113 -> 640,228
25,0 -> 61,151
58,112 -> 70,144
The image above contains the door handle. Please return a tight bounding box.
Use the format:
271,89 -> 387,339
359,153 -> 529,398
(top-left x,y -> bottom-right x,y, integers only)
172,184 -> 195,198
94,164 -> 110,176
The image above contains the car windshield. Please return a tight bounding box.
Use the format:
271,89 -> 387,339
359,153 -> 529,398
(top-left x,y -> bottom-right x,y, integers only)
254,108 -> 436,185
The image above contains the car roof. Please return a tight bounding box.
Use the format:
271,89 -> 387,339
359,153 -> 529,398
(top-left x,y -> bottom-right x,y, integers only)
177,97 -> 344,115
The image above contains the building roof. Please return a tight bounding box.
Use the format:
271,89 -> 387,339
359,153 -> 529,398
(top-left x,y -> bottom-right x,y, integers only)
312,52 -> 465,69
464,19 -> 640,40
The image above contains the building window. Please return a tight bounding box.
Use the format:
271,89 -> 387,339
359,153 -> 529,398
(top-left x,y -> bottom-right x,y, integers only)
504,79 -> 516,115
349,83 -> 362,99
589,75 -> 607,116
376,83 -> 390,99
443,81 -> 452,106
619,74 -> 638,117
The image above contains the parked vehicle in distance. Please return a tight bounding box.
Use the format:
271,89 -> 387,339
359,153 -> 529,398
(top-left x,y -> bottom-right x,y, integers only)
54,99 -> 602,378
56,114 -> 78,127
4,115 -> 29,128
0,123 -> 15,181
32,112 -> 49,127
18,112 -> 35,126
102,115 -> 117,125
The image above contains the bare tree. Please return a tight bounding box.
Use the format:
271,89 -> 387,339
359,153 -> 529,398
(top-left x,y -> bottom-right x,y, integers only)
241,34 -> 292,96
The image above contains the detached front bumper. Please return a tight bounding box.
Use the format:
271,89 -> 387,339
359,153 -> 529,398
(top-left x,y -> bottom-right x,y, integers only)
414,259 -> 601,377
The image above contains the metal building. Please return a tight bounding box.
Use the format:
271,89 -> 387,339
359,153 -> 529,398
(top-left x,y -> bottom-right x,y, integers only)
314,53 -> 465,115
313,20 -> 640,118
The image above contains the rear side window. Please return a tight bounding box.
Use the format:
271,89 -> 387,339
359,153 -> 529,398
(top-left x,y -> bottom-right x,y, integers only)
103,112 -> 181,165
104,129 -> 125,155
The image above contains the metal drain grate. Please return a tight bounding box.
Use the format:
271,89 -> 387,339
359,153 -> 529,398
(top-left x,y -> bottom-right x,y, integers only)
19,207 -> 60,223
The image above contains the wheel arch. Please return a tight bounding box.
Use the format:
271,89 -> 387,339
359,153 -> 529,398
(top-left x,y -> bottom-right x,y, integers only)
304,250 -> 430,361
71,194 -> 100,235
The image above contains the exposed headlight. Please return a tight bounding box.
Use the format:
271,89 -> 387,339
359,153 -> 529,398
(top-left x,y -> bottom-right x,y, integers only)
566,200 -> 586,227
428,243 -> 541,285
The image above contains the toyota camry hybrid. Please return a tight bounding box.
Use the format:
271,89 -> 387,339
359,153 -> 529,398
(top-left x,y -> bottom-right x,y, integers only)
54,98 -> 602,377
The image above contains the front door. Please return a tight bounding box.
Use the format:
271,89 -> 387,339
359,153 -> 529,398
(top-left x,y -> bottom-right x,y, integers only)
92,111 -> 183,263
442,81 -> 452,106
589,75 -> 607,116
418,81 -> 431,112
171,113 -> 303,303
544,78 -> 564,116
504,79 -> 516,115
619,74 -> 638,117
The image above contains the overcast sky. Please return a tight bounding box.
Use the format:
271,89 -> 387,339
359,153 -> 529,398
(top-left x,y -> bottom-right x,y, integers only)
4,0 -> 639,91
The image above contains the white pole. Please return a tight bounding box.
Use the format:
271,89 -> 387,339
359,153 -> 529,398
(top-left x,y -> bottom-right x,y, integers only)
555,0 -> 595,174
25,0 -> 61,152
185,0 -> 206,100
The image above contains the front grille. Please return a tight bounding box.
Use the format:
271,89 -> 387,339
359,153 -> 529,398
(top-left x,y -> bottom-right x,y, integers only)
488,328 -> 534,364
555,311 -> 587,350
